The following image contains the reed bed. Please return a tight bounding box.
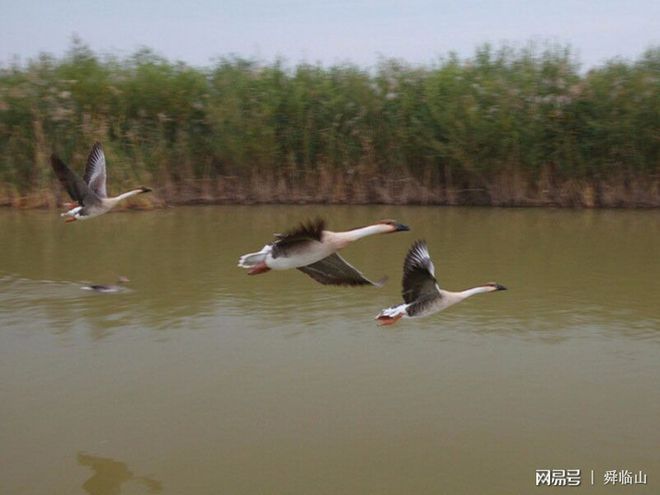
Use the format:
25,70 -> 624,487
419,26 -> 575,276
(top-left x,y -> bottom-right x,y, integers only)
1,41 -> 658,207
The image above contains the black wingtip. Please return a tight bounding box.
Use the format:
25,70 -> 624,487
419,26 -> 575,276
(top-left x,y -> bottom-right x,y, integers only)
409,239 -> 428,253
403,239 -> 433,276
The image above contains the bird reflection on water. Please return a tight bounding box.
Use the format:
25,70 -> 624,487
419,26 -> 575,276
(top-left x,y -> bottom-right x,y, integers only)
78,452 -> 162,495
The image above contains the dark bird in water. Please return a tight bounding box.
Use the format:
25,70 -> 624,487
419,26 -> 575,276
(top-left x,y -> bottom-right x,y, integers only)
82,276 -> 130,294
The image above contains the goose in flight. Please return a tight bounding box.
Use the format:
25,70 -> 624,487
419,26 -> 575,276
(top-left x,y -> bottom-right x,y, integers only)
376,240 -> 506,325
51,142 -> 152,222
238,218 -> 410,286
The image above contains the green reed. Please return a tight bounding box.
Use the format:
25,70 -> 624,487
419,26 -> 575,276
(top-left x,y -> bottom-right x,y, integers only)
0,40 -> 658,205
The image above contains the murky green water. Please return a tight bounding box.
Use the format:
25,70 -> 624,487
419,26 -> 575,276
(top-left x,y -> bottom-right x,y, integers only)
0,206 -> 658,494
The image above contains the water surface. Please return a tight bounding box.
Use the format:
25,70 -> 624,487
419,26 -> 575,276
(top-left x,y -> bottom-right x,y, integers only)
0,206 -> 658,494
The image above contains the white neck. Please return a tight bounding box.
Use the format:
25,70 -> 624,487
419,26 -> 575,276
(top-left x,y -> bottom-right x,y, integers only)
340,224 -> 389,242
110,189 -> 144,204
457,285 -> 493,300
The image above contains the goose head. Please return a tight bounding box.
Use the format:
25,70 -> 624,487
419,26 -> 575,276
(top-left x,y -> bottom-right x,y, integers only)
483,282 -> 507,292
376,219 -> 410,233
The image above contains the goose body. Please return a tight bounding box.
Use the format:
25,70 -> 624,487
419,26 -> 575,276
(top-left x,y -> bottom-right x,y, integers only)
51,142 -> 151,222
376,240 -> 506,325
238,218 -> 410,286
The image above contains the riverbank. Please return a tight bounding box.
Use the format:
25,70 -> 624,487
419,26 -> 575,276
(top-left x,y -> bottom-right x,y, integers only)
2,168 -> 658,208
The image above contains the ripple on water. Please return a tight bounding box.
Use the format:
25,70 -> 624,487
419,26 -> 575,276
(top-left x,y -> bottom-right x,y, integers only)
0,275 -> 138,337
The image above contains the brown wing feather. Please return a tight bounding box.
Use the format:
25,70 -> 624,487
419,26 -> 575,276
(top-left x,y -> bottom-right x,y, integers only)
297,253 -> 386,287
402,240 -> 441,304
50,154 -> 100,206
271,218 -> 325,258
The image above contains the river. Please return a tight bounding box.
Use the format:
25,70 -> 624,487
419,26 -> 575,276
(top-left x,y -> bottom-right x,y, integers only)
0,206 -> 658,494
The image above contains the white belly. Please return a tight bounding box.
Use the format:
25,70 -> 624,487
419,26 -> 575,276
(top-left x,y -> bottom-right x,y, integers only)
266,242 -> 335,270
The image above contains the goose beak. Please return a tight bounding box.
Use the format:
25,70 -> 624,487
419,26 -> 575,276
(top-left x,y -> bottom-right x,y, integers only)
395,223 -> 410,232
495,284 -> 507,291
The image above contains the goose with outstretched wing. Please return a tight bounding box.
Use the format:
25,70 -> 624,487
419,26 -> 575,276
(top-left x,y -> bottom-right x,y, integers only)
376,240 -> 507,325
238,218 -> 409,286
51,142 -> 151,222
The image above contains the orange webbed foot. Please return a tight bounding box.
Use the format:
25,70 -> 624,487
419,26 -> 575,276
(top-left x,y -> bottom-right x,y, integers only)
247,262 -> 271,275
376,314 -> 403,326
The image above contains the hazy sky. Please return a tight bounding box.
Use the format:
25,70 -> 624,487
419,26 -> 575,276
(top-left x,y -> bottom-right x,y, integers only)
1,0 -> 657,68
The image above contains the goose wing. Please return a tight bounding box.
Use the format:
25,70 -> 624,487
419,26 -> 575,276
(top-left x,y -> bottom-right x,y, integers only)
50,154 -> 101,206
297,253 -> 386,287
405,294 -> 442,317
271,218 -> 325,258
82,142 -> 107,198
402,240 -> 442,304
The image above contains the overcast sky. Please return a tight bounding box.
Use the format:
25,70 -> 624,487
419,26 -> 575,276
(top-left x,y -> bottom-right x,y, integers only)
1,0 -> 657,68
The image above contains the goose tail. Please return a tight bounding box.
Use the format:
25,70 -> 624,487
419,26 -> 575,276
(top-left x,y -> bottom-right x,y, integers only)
238,245 -> 271,268
375,304 -> 408,326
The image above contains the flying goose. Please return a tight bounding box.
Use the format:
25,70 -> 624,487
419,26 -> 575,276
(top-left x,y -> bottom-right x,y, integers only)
238,218 -> 410,286
376,240 -> 506,325
51,142 -> 152,222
